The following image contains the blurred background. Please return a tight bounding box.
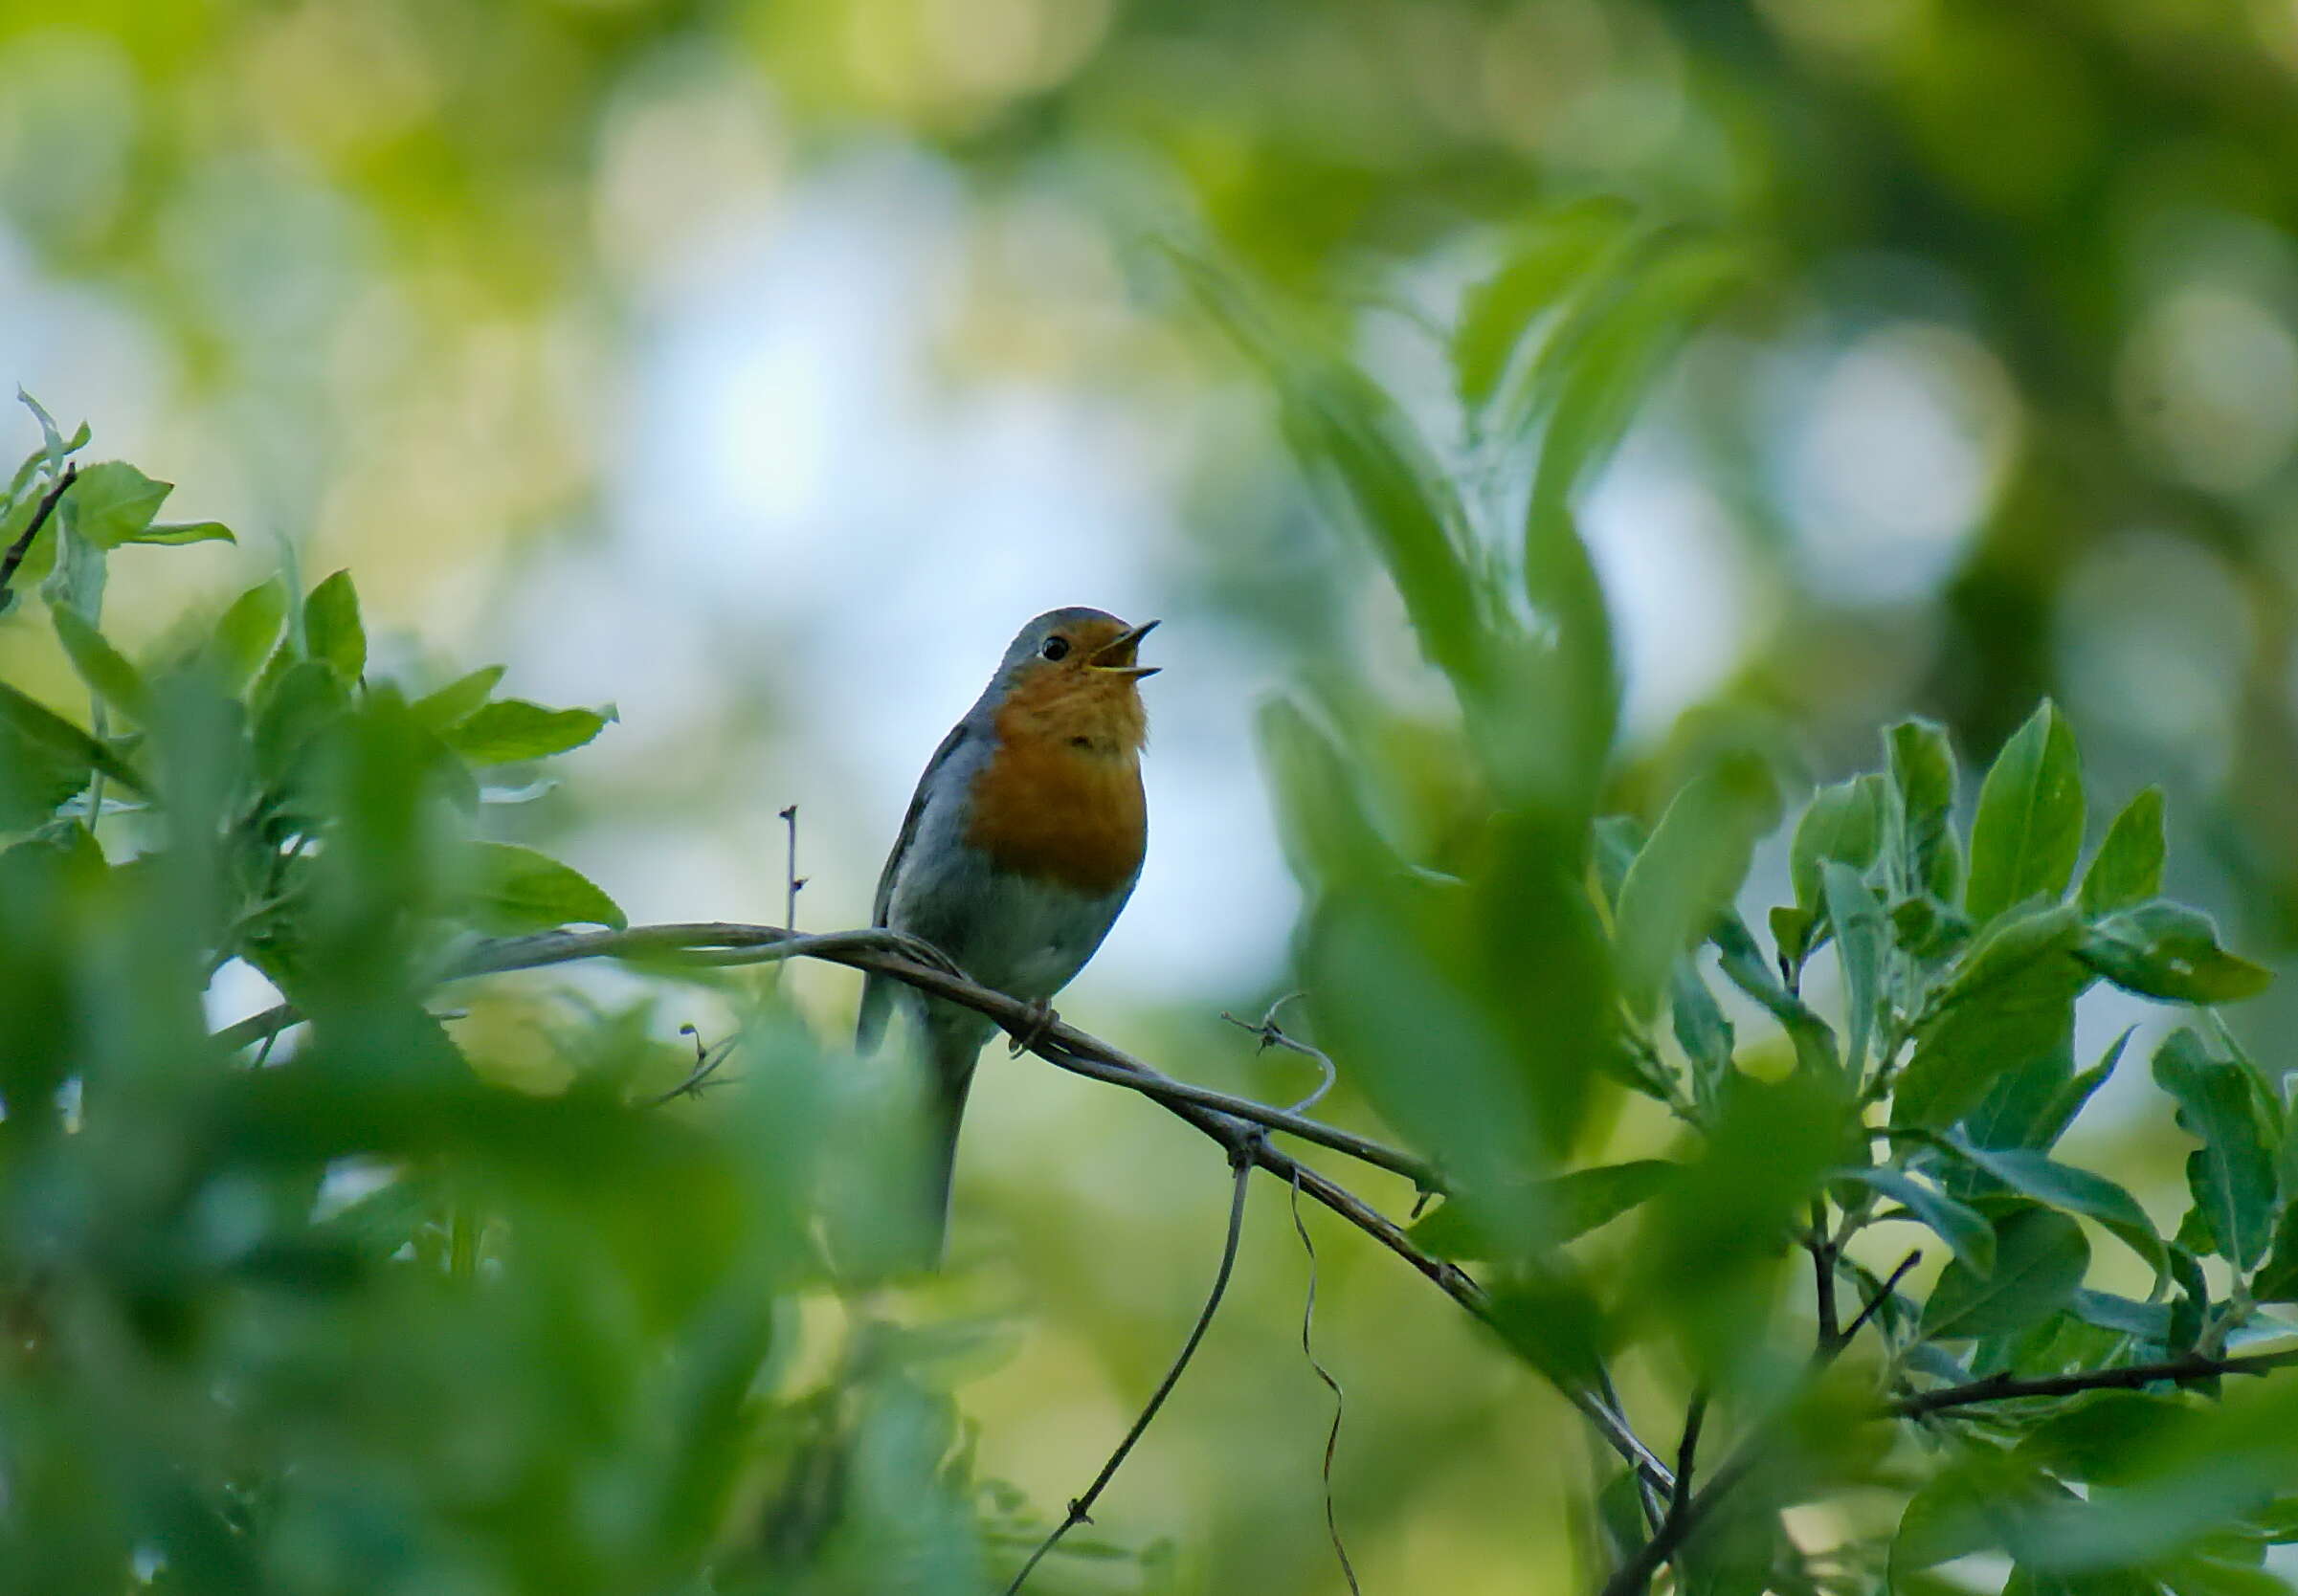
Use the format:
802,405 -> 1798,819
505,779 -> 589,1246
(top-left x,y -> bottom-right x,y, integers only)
8,0 -> 2298,1589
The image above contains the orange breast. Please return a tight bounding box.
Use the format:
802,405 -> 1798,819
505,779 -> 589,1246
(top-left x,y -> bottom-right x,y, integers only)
964,688 -> 1148,896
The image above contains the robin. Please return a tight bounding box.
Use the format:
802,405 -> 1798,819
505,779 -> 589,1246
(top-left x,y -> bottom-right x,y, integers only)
856,607 -> 1159,1254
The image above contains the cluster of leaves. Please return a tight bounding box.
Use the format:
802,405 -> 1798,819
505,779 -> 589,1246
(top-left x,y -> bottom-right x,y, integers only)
0,404 -> 1049,1594
1223,223 -> 2298,1596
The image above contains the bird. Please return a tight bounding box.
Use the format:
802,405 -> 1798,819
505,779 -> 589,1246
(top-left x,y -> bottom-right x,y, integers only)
855,607 -> 1158,1257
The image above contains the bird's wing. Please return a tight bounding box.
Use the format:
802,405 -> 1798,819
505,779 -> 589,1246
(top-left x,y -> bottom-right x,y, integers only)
870,720 -> 971,928
858,721 -> 971,1053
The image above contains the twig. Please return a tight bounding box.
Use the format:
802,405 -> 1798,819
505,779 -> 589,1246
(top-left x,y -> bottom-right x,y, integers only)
1221,992 -> 1335,1114
1839,1251 -> 1920,1345
1889,1344 -> 2298,1418
206,920 -> 1673,1496
1598,1445 -> 1761,1596
778,805 -> 805,933
1290,1165 -> 1361,1595
215,925 -> 1436,1186
1667,1391 -> 1707,1526
1004,1146 -> 1256,1594
1606,1249 -> 1912,1594
1808,1206 -> 1839,1351
0,460 -> 78,604
644,1023 -> 740,1106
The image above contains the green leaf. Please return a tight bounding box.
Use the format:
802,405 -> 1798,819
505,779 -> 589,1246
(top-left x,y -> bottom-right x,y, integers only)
62,460 -> 171,549
206,579 -> 289,692
2080,900 -> 2271,1006
1453,199 -> 1637,410
413,665 -> 507,731
40,517 -> 104,621
1895,903 -> 2090,1129
1841,1164 -> 1995,1274
1966,701 -> 2084,926
1516,501 -> 1619,816
1922,1205 -> 2089,1341
0,680 -> 147,795
444,699 -> 611,766
2069,1289 -> 2173,1341
252,659 -> 350,793
2153,1030 -> 2277,1269
1614,751 -> 1779,1018
1792,776 -> 1885,918
2026,1030 -> 2131,1153
120,519 -> 234,547
304,569 -> 367,682
0,719 -> 93,828
1822,860 -> 1886,1078
1888,718 -> 1962,903
1413,1159 -> 1677,1259
1669,957 -> 1734,1117
2018,1392 -> 2200,1486
1179,255 -> 1486,695
2080,787 -> 2166,916
48,605 -> 150,721
1943,1143 -> 2165,1282
463,841 -> 626,934
1887,894 -> 1974,967
1710,914 -> 1841,1076
2246,1203 -> 2298,1302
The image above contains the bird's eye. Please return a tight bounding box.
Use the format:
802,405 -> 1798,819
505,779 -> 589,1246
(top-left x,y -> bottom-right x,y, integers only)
1039,636 -> 1071,661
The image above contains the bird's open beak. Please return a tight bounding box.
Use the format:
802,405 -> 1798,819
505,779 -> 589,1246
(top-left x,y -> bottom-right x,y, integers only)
1088,618 -> 1160,678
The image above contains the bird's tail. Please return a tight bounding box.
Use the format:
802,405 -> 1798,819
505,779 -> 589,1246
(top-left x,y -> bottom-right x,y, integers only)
857,977 -> 986,1263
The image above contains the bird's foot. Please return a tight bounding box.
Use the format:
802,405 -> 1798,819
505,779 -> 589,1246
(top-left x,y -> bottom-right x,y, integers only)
1005,998 -> 1060,1056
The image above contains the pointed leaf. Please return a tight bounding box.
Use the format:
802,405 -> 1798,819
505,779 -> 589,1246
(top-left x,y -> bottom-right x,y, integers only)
48,605 -> 150,721
1922,1206 -> 2088,1341
1889,718 -> 1962,903
206,580 -> 288,691
2153,1030 -> 2276,1269
1841,1164 -> 1995,1274
59,460 -> 170,548
304,569 -> 366,682
413,665 -> 507,731
1944,1143 -> 2165,1281
1614,752 -> 1779,1018
2080,900 -> 2270,1006
444,699 -> 611,765
120,520 -> 234,547
0,681 -> 147,795
463,842 -> 626,934
1966,701 -> 2083,925
1823,859 -> 1886,1078
2080,787 -> 2167,916
1793,776 -> 1886,917
1895,903 -> 2089,1128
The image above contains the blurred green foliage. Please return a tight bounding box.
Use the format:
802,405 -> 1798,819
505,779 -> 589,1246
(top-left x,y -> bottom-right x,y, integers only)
15,1 -> 2298,1590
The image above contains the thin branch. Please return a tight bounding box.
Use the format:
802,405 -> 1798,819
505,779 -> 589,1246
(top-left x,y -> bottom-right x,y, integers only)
1667,1391 -> 1707,1526
1606,1248 -> 1913,1594
215,924 -> 1436,1187
777,805 -> 805,934
1290,1164 -> 1360,1596
1839,1251 -> 1920,1345
1220,992 -> 1335,1115
1004,1146 -> 1255,1594
1599,1445 -> 1761,1596
644,1024 -> 740,1106
1808,1205 -> 1839,1351
1890,1344 -> 2298,1418
0,460 -> 78,604
206,919 -> 1675,1496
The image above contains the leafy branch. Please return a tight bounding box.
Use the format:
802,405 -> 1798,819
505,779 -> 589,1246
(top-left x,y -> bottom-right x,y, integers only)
211,919 -> 1678,1496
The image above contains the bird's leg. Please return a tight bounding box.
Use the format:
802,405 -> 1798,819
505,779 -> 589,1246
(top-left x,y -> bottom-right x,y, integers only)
1005,997 -> 1060,1056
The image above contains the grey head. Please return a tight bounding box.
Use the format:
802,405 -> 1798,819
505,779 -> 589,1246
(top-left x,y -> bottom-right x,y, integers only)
966,607 -> 1161,716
